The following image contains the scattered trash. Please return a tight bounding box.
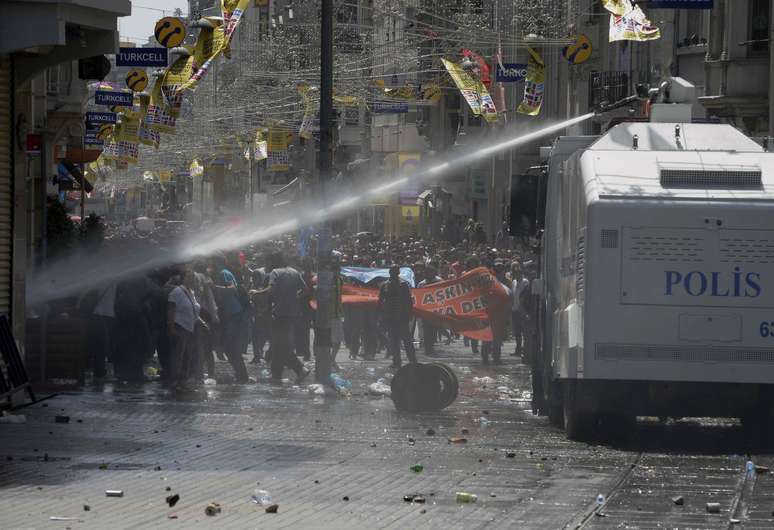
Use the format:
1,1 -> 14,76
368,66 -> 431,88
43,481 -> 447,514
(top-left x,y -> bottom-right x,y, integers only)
448,437 -> 467,444
490,493 -> 497,498
410,464 -> 424,474
205,502 -> 222,516
596,494 -> 605,506
730,518 -> 740,524
166,494 -> 180,507
706,502 -> 721,514
0,412 -> 26,424
307,384 -> 327,395
426,428 -> 436,436
478,417 -> 490,426
672,495 -> 684,506
55,415 -> 70,424
472,376 -> 495,386
370,443 -> 377,448
755,465 -> 770,474
314,480 -> 320,484
456,492 -> 478,503
330,373 -> 352,392
50,516 -> 83,522
367,381 -> 392,396
251,489 -> 272,506
342,496 -> 350,501
106,490 -> 124,497
83,505 -> 91,511
265,504 -> 279,514
403,494 -> 427,503
506,452 -> 516,458
168,514 -> 178,519
204,378 -> 217,386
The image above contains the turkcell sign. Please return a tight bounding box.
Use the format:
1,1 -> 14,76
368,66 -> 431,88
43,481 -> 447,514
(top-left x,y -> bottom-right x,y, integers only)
85,111 -> 116,124
664,267 -> 762,298
496,63 -> 528,82
116,47 -> 168,67
94,90 -> 133,106
647,0 -> 713,8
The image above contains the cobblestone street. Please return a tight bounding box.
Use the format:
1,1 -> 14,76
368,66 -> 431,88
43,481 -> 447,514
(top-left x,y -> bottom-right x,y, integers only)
1,341 -> 773,529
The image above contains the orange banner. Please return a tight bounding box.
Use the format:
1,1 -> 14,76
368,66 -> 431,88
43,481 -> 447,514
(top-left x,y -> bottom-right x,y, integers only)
335,267 -> 510,341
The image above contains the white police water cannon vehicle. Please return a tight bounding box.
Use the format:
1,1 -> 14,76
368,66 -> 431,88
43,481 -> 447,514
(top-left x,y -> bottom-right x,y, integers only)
531,78 -> 774,441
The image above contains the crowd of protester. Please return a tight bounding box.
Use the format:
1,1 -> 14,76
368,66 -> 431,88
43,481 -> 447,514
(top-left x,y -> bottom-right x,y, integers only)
76,229 -> 539,389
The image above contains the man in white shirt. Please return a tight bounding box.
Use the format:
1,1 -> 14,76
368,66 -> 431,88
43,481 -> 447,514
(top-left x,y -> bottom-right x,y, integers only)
511,261 -> 530,358
167,267 -> 201,386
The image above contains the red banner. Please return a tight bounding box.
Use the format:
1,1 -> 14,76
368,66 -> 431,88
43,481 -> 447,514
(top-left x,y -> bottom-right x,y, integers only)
336,267 -> 510,341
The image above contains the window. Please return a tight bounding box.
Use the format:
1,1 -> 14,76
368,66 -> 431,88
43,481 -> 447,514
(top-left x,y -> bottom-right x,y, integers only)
749,0 -> 770,55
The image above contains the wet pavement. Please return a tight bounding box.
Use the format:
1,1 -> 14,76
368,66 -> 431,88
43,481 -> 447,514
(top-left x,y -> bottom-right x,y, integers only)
1,340 -> 773,529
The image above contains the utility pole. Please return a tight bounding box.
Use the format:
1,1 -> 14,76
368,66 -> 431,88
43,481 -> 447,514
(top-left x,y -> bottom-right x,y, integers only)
314,0 -> 334,384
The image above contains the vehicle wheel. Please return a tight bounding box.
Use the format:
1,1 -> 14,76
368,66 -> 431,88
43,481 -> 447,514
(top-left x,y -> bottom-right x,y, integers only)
563,382 -> 595,441
599,413 -> 635,445
547,381 -> 564,427
530,364 -> 545,415
428,363 -> 458,409
390,364 -> 442,412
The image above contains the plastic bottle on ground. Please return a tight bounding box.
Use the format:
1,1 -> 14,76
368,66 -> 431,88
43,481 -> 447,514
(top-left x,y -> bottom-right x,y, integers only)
456,492 -> 478,503
251,489 -> 272,505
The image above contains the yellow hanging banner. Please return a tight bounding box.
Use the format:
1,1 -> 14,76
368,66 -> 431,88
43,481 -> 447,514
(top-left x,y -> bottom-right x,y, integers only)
517,48 -> 545,116
441,59 -> 497,123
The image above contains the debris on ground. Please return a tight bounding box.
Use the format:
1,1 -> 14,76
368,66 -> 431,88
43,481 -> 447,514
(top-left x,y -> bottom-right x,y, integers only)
0,412 -> 26,424
265,504 -> 279,514
251,489 -> 272,505
672,495 -> 684,506
461,428 -> 469,435
83,505 -> 90,511
205,502 -> 222,516
413,495 -> 426,504
472,376 -> 495,386
307,384 -> 327,395
426,428 -> 436,436
478,417 -> 490,426
410,464 -> 423,474
105,490 -> 123,497
506,452 -> 516,458
168,514 -> 178,519
203,378 -> 217,386
166,494 -> 180,507
420,508 -> 427,514
49,516 -> 83,521
705,502 -> 720,513
456,492 -> 478,503
448,437 -> 467,444
342,496 -> 350,501
55,415 -> 70,424
367,380 -> 392,396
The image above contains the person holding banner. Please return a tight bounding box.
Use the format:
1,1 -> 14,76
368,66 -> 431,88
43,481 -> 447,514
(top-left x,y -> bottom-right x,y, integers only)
378,265 -> 417,369
417,266 -> 442,356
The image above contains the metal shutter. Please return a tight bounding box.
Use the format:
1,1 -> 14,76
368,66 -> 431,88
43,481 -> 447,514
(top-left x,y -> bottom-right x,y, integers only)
0,57 -> 13,316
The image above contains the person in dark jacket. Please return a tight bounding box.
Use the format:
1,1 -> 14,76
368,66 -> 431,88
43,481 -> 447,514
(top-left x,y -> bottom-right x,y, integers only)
378,265 -> 416,369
